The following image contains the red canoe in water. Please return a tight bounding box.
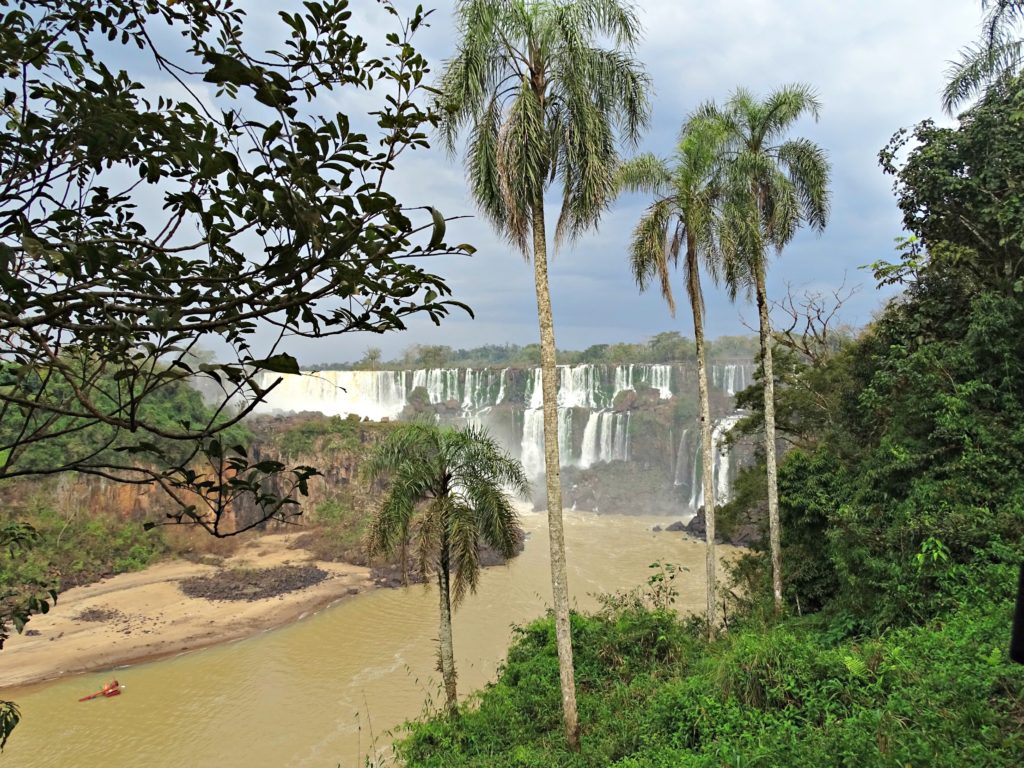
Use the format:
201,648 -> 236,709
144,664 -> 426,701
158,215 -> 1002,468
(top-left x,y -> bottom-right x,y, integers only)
78,680 -> 121,702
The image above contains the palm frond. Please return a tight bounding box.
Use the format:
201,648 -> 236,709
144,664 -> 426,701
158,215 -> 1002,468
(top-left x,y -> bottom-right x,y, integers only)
943,34 -> 1024,113
365,422 -> 525,611
496,81 -> 547,254
757,84 -> 821,145
983,0 -> 1024,47
629,198 -> 677,313
614,154 -> 671,195
439,0 -> 651,256
778,138 -> 831,231
446,500 -> 482,606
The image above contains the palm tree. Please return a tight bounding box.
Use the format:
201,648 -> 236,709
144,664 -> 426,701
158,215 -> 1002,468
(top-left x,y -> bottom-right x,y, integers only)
365,423 -> 528,716
698,85 -> 831,613
436,0 -> 650,747
944,1 -> 1024,113
615,117 -> 743,636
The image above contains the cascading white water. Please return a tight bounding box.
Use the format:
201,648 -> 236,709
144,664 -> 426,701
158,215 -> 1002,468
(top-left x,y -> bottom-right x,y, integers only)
519,409 -> 545,479
690,413 -> 743,510
253,370 -> 409,421
614,363 -> 634,394
520,370 -> 581,475
411,368 -> 460,403
642,364 -> 673,399
557,364 -> 606,408
462,368 -> 477,410
673,429 -> 694,487
578,411 -> 631,469
711,363 -> 755,396
610,363 -> 672,399
495,368 -> 508,406
251,363 -> 749,485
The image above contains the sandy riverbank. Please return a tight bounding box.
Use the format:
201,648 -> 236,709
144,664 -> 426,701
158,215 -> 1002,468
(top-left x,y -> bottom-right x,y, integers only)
0,533 -> 374,689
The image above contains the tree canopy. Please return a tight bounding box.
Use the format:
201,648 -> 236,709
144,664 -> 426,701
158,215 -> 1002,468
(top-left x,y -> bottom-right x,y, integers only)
0,0 -> 472,534
884,72 -> 1024,292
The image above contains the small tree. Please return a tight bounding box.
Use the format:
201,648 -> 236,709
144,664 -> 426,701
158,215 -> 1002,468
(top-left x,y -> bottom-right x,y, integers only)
359,348 -> 384,372
365,423 -> 528,716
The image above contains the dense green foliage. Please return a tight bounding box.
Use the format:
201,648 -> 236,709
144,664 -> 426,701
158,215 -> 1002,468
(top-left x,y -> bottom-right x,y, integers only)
399,587 -> 1024,767
275,414 -> 368,459
0,370 -> 249,473
0,506 -> 166,592
396,57 -> 1024,768
761,76 -> 1024,629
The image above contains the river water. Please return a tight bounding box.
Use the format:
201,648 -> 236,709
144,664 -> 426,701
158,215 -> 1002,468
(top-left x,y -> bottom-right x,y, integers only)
2,510 -> 726,767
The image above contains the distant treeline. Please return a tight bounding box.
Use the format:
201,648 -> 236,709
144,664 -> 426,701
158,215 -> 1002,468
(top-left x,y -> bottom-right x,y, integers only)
312,332 -> 759,371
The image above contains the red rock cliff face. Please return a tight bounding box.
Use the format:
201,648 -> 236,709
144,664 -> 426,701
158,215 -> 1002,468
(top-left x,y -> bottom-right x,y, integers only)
4,414 -> 393,535
230,414 -> 393,532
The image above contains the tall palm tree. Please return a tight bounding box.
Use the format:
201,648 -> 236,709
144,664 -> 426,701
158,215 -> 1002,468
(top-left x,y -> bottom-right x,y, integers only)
615,117 -> 743,636
365,423 -> 528,716
944,0 -> 1024,113
436,0 -> 650,747
698,85 -> 831,613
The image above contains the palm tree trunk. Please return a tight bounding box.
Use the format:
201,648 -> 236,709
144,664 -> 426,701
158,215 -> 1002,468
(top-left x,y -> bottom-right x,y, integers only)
531,199 -> 581,751
755,263 -> 783,612
686,247 -> 717,635
437,547 -> 458,716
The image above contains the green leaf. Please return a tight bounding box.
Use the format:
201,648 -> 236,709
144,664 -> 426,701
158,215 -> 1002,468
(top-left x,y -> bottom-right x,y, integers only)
428,207 -> 446,250
250,354 -> 301,375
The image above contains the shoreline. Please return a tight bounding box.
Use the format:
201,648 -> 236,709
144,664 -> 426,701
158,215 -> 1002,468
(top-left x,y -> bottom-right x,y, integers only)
0,533 -> 375,690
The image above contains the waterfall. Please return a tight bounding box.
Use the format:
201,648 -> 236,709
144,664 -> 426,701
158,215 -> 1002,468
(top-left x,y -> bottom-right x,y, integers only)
645,364 -> 673,399
673,429 -> 695,489
495,368 -> 508,405
461,368 -> 476,410
613,364 -> 633,395
519,409 -> 544,479
579,411 -> 630,468
611,363 -> 672,399
249,363 -> 750,486
411,368 -> 460,402
711,363 -> 755,396
253,370 -> 409,421
690,413 -> 743,510
519,406 -> 575,478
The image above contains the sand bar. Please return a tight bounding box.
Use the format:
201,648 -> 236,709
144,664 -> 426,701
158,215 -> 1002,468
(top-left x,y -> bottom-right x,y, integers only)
0,533 -> 373,688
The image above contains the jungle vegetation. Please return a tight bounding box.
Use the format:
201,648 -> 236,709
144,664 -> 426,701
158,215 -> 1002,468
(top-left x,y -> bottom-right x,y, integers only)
396,7 -> 1024,766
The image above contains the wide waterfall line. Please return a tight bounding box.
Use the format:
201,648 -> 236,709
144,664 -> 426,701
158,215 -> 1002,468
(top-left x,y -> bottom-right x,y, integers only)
255,362 -> 752,419
251,363 -> 752,488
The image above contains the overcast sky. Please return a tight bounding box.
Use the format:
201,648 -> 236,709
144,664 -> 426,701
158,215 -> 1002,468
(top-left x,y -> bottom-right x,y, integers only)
265,1 -> 982,365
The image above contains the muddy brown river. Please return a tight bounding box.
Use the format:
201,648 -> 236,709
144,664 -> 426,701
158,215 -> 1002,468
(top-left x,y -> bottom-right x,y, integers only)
2,511 -> 729,767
